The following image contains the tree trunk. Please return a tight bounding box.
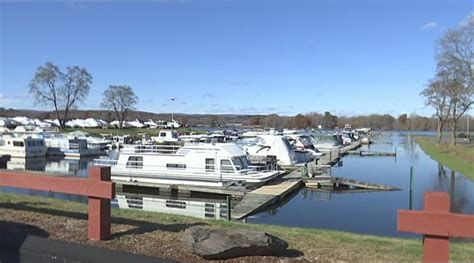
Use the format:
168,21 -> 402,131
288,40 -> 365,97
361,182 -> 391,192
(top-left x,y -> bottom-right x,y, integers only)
437,121 -> 444,145
451,118 -> 457,148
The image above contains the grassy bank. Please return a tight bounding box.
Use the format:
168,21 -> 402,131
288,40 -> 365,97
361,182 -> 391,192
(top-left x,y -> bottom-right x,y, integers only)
0,193 -> 473,262
64,127 -> 203,137
415,136 -> 474,180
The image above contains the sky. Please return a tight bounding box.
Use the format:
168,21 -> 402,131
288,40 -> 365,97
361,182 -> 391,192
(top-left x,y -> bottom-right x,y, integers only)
0,0 -> 472,117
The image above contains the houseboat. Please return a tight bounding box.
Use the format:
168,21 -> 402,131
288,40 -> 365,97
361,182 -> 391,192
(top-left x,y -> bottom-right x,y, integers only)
150,130 -> 180,144
43,133 -> 105,158
0,135 -> 47,158
94,143 -> 280,187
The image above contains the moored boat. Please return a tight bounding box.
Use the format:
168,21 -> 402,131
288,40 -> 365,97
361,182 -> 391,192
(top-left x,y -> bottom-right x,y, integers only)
94,143 -> 281,187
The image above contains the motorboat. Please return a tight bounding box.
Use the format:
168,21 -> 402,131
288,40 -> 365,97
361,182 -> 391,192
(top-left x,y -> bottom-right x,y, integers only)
94,143 -> 280,187
310,133 -> 343,152
284,134 -> 324,159
241,135 -> 313,167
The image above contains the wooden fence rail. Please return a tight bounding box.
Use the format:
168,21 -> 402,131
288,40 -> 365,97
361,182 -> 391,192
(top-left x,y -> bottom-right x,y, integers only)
0,166 -> 115,240
398,192 -> 474,262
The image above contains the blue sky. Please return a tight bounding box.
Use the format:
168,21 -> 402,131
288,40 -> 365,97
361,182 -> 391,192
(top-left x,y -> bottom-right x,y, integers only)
0,0 -> 472,116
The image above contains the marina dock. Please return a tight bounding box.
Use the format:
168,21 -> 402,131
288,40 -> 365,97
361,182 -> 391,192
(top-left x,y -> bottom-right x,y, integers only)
304,176 -> 400,191
346,150 -> 396,157
317,141 -> 362,166
231,176 -> 303,220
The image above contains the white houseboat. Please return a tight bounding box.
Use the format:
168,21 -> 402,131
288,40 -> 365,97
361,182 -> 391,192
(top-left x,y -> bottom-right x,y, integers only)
43,133 -> 105,158
0,135 -> 47,158
95,143 -> 280,187
150,130 -> 180,144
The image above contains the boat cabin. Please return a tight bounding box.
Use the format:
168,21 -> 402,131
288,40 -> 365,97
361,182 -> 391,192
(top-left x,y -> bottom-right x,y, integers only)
0,135 -> 47,158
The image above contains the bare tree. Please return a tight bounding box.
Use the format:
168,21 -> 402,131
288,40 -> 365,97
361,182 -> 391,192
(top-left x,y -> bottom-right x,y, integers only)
29,62 -> 92,128
322,111 -> 338,129
420,76 -> 452,143
435,16 -> 473,146
294,114 -> 312,129
101,85 -> 138,129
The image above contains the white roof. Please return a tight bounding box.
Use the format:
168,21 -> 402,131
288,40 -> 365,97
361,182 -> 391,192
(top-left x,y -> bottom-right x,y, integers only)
179,143 -> 246,157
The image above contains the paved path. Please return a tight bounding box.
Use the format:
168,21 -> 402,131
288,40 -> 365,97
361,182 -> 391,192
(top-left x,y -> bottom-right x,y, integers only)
0,233 -> 175,263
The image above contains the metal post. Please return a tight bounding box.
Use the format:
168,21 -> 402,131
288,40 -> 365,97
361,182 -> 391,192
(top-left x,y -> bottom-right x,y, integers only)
226,195 -> 232,221
450,170 -> 455,212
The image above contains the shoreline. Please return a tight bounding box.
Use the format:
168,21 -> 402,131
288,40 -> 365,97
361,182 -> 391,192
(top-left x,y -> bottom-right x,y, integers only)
0,192 -> 472,262
414,136 -> 474,180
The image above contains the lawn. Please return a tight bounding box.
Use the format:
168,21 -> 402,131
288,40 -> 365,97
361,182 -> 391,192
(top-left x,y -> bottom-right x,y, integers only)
415,136 -> 474,180
0,193 -> 473,262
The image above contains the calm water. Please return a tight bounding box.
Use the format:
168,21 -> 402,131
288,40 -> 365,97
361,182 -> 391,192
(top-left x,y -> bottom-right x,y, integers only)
1,132 -> 473,237
248,132 -> 474,237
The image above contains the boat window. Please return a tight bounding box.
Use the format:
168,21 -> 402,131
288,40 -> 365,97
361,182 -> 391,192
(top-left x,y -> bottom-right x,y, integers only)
27,141 -> 35,147
167,163 -> 186,169
232,157 -> 243,171
126,156 -> 143,169
240,156 -> 249,169
205,158 -> 215,172
160,132 -> 166,137
220,159 -> 234,173
13,141 -> 24,147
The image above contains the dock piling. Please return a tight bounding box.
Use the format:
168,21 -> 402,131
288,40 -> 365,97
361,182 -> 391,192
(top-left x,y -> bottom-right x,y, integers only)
226,195 -> 232,221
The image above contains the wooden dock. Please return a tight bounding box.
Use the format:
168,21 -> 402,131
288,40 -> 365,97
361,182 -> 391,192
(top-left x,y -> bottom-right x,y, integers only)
346,150 -> 396,157
231,176 -> 303,220
304,176 -> 400,191
316,141 -> 361,166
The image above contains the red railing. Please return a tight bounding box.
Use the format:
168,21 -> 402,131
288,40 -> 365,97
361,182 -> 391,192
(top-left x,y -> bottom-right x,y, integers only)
398,192 -> 474,262
0,166 -> 115,240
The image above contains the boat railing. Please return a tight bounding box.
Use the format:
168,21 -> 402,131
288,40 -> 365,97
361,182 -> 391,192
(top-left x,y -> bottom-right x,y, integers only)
94,159 -> 118,166
121,144 -> 182,154
94,160 -> 276,179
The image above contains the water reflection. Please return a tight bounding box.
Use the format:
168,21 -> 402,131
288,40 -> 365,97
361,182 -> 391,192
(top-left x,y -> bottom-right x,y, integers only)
115,194 -> 230,220
248,132 -> 474,237
1,132 -> 473,238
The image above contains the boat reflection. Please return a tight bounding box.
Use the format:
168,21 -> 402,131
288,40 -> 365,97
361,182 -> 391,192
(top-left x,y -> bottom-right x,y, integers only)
115,194 -> 230,220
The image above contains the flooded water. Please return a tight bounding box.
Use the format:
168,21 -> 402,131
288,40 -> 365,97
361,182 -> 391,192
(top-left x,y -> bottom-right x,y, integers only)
1,132 -> 473,237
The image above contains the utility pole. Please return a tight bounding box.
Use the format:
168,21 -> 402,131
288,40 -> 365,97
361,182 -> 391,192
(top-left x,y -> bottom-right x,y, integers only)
171,97 -> 175,121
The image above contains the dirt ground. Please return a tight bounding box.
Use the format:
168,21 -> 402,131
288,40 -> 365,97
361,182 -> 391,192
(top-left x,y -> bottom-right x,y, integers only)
0,200 -> 308,262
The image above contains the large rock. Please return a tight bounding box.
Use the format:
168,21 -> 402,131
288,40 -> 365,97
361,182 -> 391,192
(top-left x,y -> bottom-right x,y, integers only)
182,226 -> 289,260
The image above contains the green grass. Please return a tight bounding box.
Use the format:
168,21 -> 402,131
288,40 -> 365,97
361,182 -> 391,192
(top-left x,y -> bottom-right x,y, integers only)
415,136 -> 474,180
63,127 -> 203,137
0,192 -> 473,261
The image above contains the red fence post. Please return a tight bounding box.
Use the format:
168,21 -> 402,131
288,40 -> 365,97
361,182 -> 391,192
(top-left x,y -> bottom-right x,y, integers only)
422,192 -> 450,263
88,166 -> 114,240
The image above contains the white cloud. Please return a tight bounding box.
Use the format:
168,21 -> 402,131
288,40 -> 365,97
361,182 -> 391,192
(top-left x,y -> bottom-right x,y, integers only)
421,22 -> 438,30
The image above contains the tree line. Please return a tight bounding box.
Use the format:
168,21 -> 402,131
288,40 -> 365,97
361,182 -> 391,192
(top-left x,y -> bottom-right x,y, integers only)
420,15 -> 473,146
29,62 -> 138,129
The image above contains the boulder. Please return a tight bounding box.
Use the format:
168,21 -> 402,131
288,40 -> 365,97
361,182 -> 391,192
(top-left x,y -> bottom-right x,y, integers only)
182,226 -> 289,260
